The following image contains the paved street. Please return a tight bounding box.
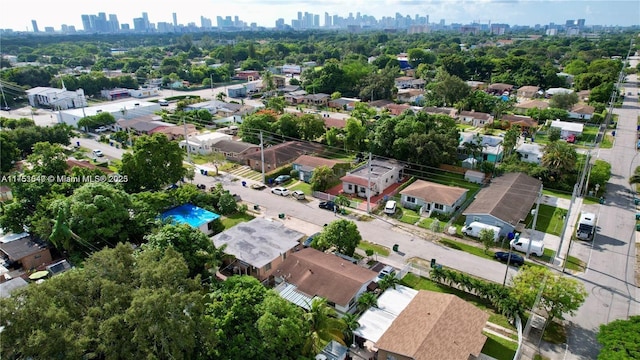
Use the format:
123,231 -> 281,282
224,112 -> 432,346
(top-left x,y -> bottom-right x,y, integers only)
554,58 -> 640,360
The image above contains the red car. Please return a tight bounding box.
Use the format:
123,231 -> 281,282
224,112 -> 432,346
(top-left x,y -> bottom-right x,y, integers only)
566,134 -> 576,143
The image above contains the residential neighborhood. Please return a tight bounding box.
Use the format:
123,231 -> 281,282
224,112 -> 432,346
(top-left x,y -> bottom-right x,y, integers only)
0,16 -> 638,360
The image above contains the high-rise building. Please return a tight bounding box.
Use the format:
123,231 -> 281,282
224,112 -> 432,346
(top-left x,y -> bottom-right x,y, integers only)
31,20 -> 39,32
108,14 -> 119,33
173,13 -> 178,28
201,16 -> 212,29
81,15 -> 92,32
324,12 -> 331,27
133,17 -> 146,32
577,19 -> 586,27
275,18 -> 285,29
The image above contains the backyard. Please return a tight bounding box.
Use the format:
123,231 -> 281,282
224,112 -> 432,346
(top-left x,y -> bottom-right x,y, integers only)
220,212 -> 255,229
523,204 -> 567,236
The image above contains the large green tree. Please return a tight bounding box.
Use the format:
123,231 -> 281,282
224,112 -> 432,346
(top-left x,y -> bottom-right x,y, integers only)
120,133 -> 187,193
0,244 -> 215,360
314,219 -> 362,256
542,141 -> 578,180
510,266 -> 587,330
303,297 -> 347,356
597,316 -> 640,359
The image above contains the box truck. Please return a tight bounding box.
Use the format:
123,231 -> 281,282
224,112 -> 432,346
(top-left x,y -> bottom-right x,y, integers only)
576,212 -> 596,241
462,222 -> 501,242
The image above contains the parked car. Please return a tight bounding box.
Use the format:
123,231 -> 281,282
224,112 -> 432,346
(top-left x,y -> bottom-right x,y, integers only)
374,265 -> 395,283
319,201 -> 339,211
291,190 -> 305,200
274,175 -> 291,184
303,232 -> 320,247
566,134 -> 576,143
94,126 -> 109,133
158,99 -> 169,106
494,251 -> 525,266
250,183 -> 266,190
384,200 -> 397,214
92,149 -> 104,157
1,106 -> 10,111
271,187 -> 290,196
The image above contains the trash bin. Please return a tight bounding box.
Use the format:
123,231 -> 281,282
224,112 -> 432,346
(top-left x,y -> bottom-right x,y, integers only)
76,141 -> 80,147
600,197 -> 605,204
393,244 -> 399,252
278,213 -> 285,219
430,258 -> 437,268
253,205 -> 260,211
109,142 -> 113,146
200,169 -> 205,175
241,181 -> 247,187
636,224 -> 640,231
203,170 -> 208,176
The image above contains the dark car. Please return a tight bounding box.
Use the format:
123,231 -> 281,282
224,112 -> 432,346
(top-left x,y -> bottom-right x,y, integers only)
1,106 -> 10,111
274,175 -> 291,184
303,232 -> 320,248
494,251 -> 525,266
319,201 -> 339,211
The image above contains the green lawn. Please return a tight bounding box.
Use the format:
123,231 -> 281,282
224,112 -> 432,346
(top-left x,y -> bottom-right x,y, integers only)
415,169 -> 482,192
221,212 -> 255,229
542,189 -> 572,200
288,181 -> 312,194
481,333 -> 518,360
601,133 -> 614,149
399,208 -> 421,224
538,248 -> 585,272
417,217 -> 436,230
357,241 -> 390,257
439,238 -> 495,260
523,204 -> 567,236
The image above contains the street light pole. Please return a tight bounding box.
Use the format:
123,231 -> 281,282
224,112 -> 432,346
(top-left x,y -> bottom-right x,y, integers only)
502,244 -> 514,286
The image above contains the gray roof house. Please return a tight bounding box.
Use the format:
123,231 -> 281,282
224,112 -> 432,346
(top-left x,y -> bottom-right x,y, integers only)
462,172 -> 542,236
399,180 -> 468,216
210,139 -> 260,162
212,218 -> 304,282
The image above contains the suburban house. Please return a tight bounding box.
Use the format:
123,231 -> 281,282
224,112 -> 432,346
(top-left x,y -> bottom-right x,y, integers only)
245,141 -> 324,172
213,218 -> 304,282
369,99 -> 396,111
545,87 -> 574,97
179,132 -> 232,155
155,124 -> 198,140
340,159 -> 403,198
500,114 -> 538,133
285,90 -> 308,105
0,233 -> 52,270
487,83 -> 514,95
463,172 -> 542,237
514,100 -> 550,113
57,100 -> 160,128
385,103 -> 413,116
399,180 -> 468,216
184,100 -> 254,117
396,89 -> 425,104
292,155 -> 349,183
322,116 -> 347,129
459,133 -> 504,163
457,111 -> 493,127
568,104 -> 595,121
210,139 -> 260,162
354,286 -> 488,360
394,76 -> 425,89
516,86 -> 540,99
328,97 -> 360,111
26,86 -> 87,110
233,70 -> 259,80
421,107 -> 456,118
67,159 -> 113,174
273,247 -> 378,314
577,90 -> 591,102
305,93 -> 330,107
160,204 -> 221,236
516,143 -> 544,164
550,120 -> 584,139
227,85 -> 247,98
115,117 -> 175,135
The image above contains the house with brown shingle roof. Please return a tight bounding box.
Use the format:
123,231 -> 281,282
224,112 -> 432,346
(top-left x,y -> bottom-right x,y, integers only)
210,139 -> 260,162
487,83 -> 514,95
514,100 -> 549,113
422,107 -> 457,118
463,172 -> 541,237
273,248 -> 377,314
66,159 -> 113,174
354,287 -> 489,360
516,86 -> 540,99
458,110 -> 493,127
245,141 -> 324,172
292,155 -> 349,183
385,103 -> 413,116
500,114 -> 538,133
568,104 -> 595,121
399,180 -> 468,216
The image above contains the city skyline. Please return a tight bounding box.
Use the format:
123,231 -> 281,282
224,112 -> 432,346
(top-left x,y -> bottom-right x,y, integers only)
2,0 -> 639,32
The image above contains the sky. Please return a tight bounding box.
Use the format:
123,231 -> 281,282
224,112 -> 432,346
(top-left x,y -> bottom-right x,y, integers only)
1,0 -> 638,32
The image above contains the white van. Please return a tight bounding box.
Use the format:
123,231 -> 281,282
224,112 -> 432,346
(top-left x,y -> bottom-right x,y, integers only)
158,99 -> 169,106
510,238 -> 544,257
576,212 -> 596,241
462,222 -> 501,242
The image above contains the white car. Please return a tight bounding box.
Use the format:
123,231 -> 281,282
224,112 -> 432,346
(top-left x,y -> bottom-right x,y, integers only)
94,126 -> 109,133
374,265 -> 395,283
92,149 -> 104,157
384,200 -> 397,214
271,187 -> 290,196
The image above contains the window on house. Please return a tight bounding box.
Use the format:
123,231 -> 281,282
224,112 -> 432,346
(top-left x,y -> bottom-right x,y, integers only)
435,203 -> 444,210
264,263 -> 271,271
348,184 -> 353,190
407,196 -> 416,203
474,216 -> 480,222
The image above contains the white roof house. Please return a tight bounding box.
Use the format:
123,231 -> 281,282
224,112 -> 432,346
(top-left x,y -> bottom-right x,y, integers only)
353,285 -> 418,343
58,100 -> 160,128
179,132 -> 232,155
550,120 -> 584,138
546,88 -> 574,96
516,143 -> 544,164
26,86 -> 87,110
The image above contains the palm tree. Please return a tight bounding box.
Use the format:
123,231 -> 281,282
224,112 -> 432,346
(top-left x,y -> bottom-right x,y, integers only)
303,298 -> 346,356
341,313 -> 360,346
542,141 -> 577,180
262,70 -> 275,98
378,273 -> 400,291
356,292 -> 378,313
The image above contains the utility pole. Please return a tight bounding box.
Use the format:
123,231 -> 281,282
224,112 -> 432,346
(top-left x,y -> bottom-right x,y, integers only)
183,117 -> 191,164
366,152 -> 372,214
260,131 -> 266,184
526,183 -> 543,259
210,73 -> 214,94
